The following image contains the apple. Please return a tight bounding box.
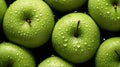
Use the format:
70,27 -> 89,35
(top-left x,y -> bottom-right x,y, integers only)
52,13 -> 100,63
88,0 -> 120,31
44,0 -> 87,12
0,42 -> 36,67
3,0 -> 55,48
0,0 -> 7,27
38,56 -> 73,67
95,37 -> 120,67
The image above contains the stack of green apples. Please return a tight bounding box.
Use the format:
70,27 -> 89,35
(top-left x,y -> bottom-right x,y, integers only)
0,0 -> 120,67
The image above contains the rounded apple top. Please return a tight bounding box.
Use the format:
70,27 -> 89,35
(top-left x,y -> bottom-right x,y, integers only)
52,13 -> 100,63
45,0 -> 87,12
38,56 -> 73,67
3,0 -> 55,48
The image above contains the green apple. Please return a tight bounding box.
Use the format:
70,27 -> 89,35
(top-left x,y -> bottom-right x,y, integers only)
95,37 -> 120,67
44,0 -> 87,12
88,0 -> 120,31
0,42 -> 36,67
38,56 -> 73,67
3,0 -> 55,48
0,0 -> 7,27
52,13 -> 100,63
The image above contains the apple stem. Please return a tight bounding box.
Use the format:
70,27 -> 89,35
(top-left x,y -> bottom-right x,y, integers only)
114,50 -> 120,60
113,2 -> 117,12
26,18 -> 32,26
74,20 -> 80,37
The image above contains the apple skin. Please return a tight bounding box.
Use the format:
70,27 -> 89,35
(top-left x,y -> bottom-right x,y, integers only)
52,13 -> 100,63
38,56 -> 73,67
44,0 -> 86,12
0,42 -> 36,67
0,0 -> 7,27
3,0 -> 55,48
88,0 -> 120,31
95,37 -> 120,67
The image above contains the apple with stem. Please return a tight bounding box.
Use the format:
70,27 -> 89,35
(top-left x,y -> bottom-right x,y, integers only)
95,37 -> 120,67
0,42 -> 36,67
44,0 -> 87,12
0,0 -> 7,27
38,56 -> 73,67
3,0 -> 55,48
88,0 -> 120,31
52,13 -> 100,63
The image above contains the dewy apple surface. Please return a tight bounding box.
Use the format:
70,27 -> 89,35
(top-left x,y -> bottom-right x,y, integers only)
3,0 -> 55,48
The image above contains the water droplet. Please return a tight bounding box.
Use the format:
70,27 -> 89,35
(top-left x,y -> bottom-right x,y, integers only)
105,3 -> 108,6
60,64 -> 64,67
77,45 -> 80,48
36,19 -> 40,21
84,42 -> 87,45
33,10 -> 36,12
64,39 -> 68,42
107,11 -> 110,14
35,15 -> 39,18
117,17 -> 120,19
105,8 -> 108,10
62,36 -> 65,39
81,49 -> 84,52
75,49 -> 78,51
16,53 -> 19,56
58,27 -> 61,30
63,44 -> 67,47
65,29 -> 68,32
47,60 -> 50,63
39,14 -> 42,16
85,25 -> 89,27
91,40 -> 95,42
61,32 -> 63,35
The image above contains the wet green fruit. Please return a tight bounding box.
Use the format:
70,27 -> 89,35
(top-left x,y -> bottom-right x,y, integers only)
0,42 -> 36,67
88,0 -> 120,31
52,13 -> 100,63
3,0 -> 55,48
96,37 -> 120,67
0,0 -> 7,27
45,0 -> 86,12
38,56 -> 73,67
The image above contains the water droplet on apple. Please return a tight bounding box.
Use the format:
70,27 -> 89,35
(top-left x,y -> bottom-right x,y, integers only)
84,42 -> 87,45
64,39 -> 68,42
62,36 -> 65,39
65,29 -> 68,32
60,64 -> 64,67
75,48 -> 78,51
47,60 -> 50,63
63,44 -> 67,47
58,27 -> 61,30
85,25 -> 89,27
91,40 -> 95,43
96,6 -> 98,9
35,15 -> 39,18
105,3 -> 108,6
117,17 -> 120,19
106,11 -> 110,14
77,45 -> 80,48
81,49 -> 84,52
61,32 -> 63,35
36,19 -> 40,21
33,10 -> 36,12
105,8 -> 108,10
39,14 -> 42,16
